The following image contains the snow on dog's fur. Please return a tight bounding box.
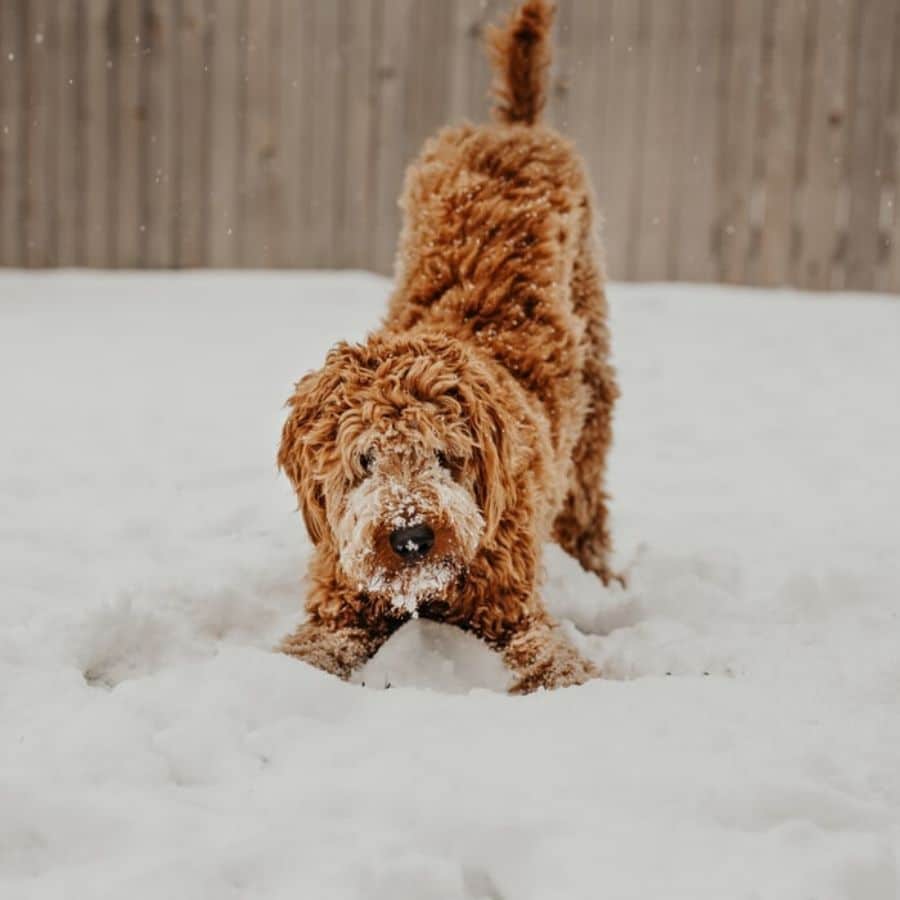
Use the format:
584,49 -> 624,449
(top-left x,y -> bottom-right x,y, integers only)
278,0 -> 621,693
335,438 -> 484,615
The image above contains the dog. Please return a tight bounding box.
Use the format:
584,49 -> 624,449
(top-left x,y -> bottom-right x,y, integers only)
278,0 -> 619,693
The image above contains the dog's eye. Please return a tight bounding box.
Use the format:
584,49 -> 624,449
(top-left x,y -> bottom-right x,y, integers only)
435,451 -> 450,469
359,453 -> 374,475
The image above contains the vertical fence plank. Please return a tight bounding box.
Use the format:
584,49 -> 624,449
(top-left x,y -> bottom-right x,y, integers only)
54,3 -> 81,266
877,3 -> 900,293
566,0 -> 612,246
843,0 -> 894,290
717,0 -> 765,283
602,0 -> 645,279
333,0 -> 377,269
0,0 -> 24,266
111,1 -> 144,268
372,0 -> 415,275
672,0 -> 723,282
783,0 -> 819,287
207,0 -> 242,266
361,1 -> 384,269
173,0 -> 210,267
750,0 -> 809,286
241,0 -> 280,267
262,0 -> 284,266
407,0 -> 453,159
309,0 -> 341,267
304,0 -> 340,267
330,0 -> 352,268
143,0 -> 176,267
633,0 -> 686,281
22,0 -> 56,266
269,0 -> 284,268
565,1 -> 608,151
447,1 -> 472,123
449,1 -> 485,123
793,0 -> 849,289
81,0 -> 112,267
830,0 -> 864,291
623,0 -> 654,281
277,0 -> 310,267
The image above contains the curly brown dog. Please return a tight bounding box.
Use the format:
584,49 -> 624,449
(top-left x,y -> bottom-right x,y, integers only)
278,0 -> 619,694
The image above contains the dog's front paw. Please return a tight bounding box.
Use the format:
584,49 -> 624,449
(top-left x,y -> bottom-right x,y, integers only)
504,625 -> 600,694
508,653 -> 599,694
280,622 -> 384,681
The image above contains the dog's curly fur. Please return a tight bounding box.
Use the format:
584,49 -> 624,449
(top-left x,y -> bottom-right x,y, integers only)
278,0 -> 619,694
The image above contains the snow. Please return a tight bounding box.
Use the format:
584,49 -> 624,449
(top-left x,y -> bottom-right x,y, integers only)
2,270 -> 899,899
374,559 -> 458,617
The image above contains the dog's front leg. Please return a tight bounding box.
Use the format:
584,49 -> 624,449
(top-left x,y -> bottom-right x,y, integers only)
279,620 -> 393,681
499,616 -> 599,695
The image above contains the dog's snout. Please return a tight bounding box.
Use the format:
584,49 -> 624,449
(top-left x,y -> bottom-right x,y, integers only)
389,523 -> 435,561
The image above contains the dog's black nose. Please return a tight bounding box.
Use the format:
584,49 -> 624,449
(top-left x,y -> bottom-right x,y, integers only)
389,523 -> 435,561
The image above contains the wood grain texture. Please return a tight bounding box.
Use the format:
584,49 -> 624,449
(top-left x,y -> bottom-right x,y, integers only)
304,0 -> 341,268
602,0 -> 644,280
371,0 -> 415,275
0,0 -> 25,266
277,0 -> 310,268
633,0 -> 684,281
673,0 -> 723,283
241,0 -> 280,267
843,0 -> 895,290
143,0 -> 176,267
878,3 -> 900,293
80,0 -> 112,267
0,0 -> 896,292
110,0 -> 144,268
54,2 -> 81,265
717,0 -> 765,284
792,0 -> 846,289
753,0 -> 809,286
173,0 -> 210,267
333,0 -> 378,269
206,0 -> 242,266
22,0 -> 56,267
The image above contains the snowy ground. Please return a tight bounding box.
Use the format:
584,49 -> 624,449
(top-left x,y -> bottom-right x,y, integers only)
2,270 -> 899,899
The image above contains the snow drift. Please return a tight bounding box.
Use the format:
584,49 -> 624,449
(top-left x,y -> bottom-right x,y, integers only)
1,271 -> 898,899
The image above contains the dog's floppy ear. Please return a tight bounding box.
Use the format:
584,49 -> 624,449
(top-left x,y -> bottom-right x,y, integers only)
278,344 -> 356,545
454,360 -> 526,543
278,369 -> 329,544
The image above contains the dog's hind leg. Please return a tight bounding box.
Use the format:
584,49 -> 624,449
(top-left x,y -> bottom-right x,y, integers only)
552,367 -> 620,585
280,620 -> 395,681
552,228 -> 623,586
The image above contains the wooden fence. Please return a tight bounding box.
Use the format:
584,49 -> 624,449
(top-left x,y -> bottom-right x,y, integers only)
1,0 -> 899,292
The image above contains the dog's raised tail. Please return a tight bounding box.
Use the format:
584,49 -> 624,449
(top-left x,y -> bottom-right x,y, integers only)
487,0 -> 555,126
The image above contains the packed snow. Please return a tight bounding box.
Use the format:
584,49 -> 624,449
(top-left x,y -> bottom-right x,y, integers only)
2,271 -> 899,899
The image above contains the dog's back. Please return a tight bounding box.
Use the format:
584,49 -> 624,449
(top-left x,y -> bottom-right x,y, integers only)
384,0 -> 619,582
386,1 -> 612,477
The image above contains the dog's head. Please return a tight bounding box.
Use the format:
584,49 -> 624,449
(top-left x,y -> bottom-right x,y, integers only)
279,333 -> 523,613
